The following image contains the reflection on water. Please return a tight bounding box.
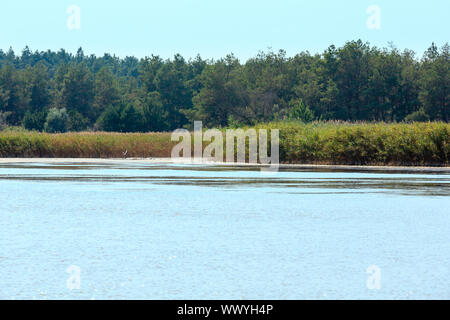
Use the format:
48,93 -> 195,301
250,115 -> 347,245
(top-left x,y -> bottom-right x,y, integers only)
1,162 -> 449,196
0,162 -> 449,299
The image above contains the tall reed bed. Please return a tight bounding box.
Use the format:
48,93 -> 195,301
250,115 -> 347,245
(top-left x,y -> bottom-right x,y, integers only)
255,121 -> 449,166
0,122 -> 448,166
0,131 -> 175,158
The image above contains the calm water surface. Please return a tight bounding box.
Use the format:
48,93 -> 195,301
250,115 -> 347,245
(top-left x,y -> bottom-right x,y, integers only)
0,162 -> 449,299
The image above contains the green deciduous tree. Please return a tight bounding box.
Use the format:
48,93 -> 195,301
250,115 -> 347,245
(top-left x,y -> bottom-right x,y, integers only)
44,107 -> 68,133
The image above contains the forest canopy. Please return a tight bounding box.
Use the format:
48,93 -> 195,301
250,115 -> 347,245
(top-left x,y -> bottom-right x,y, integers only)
0,40 -> 448,133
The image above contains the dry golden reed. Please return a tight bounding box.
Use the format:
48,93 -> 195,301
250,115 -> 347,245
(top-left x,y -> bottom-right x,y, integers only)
0,122 -> 449,166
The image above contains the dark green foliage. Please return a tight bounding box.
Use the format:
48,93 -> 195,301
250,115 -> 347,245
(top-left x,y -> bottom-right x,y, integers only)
0,111 -> 11,130
96,106 -> 121,132
97,103 -> 144,132
0,64 -> 29,125
67,110 -> 90,132
93,66 -> 120,118
59,63 -> 95,120
23,110 -> 47,131
419,43 -> 449,122
0,42 -> 448,132
139,92 -> 169,132
188,55 -> 244,127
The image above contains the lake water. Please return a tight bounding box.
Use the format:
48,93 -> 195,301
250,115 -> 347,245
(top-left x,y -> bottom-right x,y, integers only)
0,161 -> 449,300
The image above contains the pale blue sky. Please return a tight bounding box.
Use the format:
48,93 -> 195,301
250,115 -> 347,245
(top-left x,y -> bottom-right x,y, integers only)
1,0 -> 448,60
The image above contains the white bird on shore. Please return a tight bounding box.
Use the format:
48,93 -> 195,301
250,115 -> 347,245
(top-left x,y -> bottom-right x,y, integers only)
122,150 -> 128,158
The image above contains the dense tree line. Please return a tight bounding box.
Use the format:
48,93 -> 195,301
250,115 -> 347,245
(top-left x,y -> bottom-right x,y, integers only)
0,40 -> 448,133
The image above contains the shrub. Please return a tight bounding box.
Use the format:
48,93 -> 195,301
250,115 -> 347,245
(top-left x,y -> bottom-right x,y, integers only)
97,103 -> 144,132
44,108 -> 69,133
0,111 -> 11,130
288,99 -> 315,123
23,110 -> 47,131
405,108 -> 430,122
67,110 -> 90,132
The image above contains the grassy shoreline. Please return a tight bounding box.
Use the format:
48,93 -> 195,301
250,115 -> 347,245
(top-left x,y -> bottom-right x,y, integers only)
0,122 -> 449,166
